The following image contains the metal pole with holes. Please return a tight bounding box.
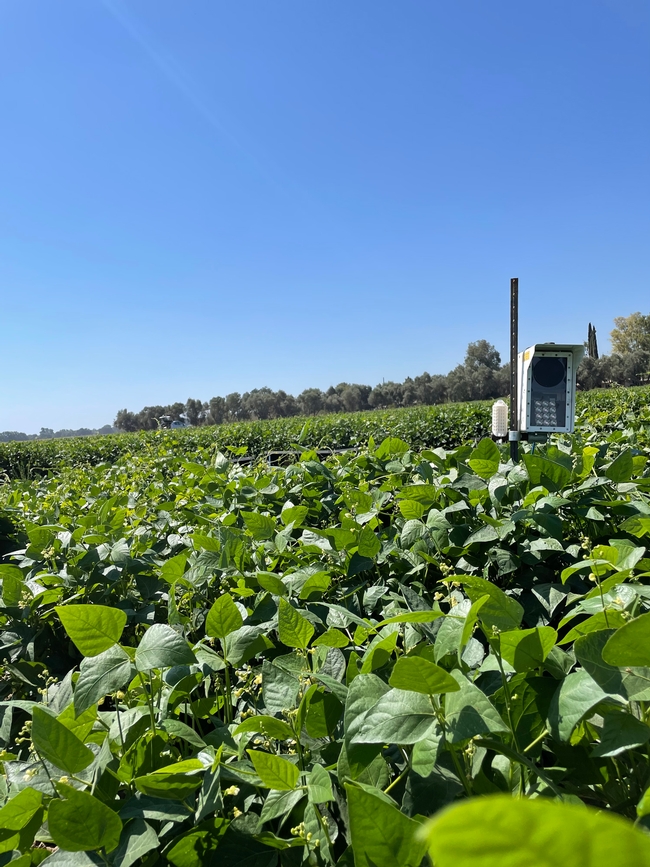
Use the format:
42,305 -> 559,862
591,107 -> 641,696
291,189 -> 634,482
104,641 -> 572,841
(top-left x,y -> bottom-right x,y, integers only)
510,278 -> 519,462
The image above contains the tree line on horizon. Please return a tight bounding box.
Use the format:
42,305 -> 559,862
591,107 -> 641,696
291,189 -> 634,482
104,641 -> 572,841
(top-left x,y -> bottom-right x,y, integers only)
1,313 -> 648,440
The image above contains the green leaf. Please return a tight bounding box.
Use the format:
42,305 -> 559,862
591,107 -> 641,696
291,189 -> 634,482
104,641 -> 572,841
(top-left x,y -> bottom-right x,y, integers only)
547,669 -> 613,742
299,572 -> 331,600
0,786 -> 42,831
241,511 -> 276,540
603,612 -> 650,667
205,593 -> 244,640
468,438 -> 500,479
313,628 -> 349,648
256,572 -> 288,597
357,527 -> 381,558
592,711 -> 650,758
74,645 -> 132,716
49,783 -> 123,852
351,688 -> 436,744
112,819 -> 159,867
247,750 -> 299,790
375,609 -> 444,629
346,783 -> 428,867
522,453 -> 572,492
233,716 -> 294,740
135,624 -> 197,671
277,598 -> 314,649
0,565 -> 25,608
304,686 -> 343,737
376,437 -> 410,458
496,627 -> 557,672
445,671 -> 509,742
55,605 -> 127,657
419,793 -> 650,867
558,609 -> 627,645
457,575 -> 524,632
160,552 -> 189,584
281,505 -> 309,527
135,760 -> 204,800
165,819 -> 229,867
31,706 -> 94,775
389,656 -> 460,695
307,764 -> 333,804
606,449 -> 634,482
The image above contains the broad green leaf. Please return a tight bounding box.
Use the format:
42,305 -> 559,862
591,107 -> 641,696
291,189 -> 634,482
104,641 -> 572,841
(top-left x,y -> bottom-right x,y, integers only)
606,449 -> 634,482
313,628 -> 349,648
135,760 -> 204,800
592,711 -> 650,757
247,750 -> 299,790
346,783 -> 428,867
496,626 -> 557,672
419,793 -> 650,867
135,624 -> 197,671
468,438 -> 500,479
307,764 -> 333,804
304,686 -> 343,737
389,656 -> 460,695
558,609 -> 627,645
357,527 -> 381,558
376,436 -> 410,458
160,552 -> 189,584
205,593 -> 243,639
49,784 -> 122,852
0,565 -> 25,608
299,572 -> 331,599
351,688 -> 436,744
278,598 -> 314,649
165,819 -> 229,867
31,706 -> 94,775
57,703 -> 96,742
0,786 -> 42,831
55,605 -> 127,657
241,511 -> 276,540
397,484 -> 438,507
457,575 -> 524,632
233,715 -> 294,740
255,572 -> 288,597
574,630 -> 650,700
398,500 -> 425,520
74,645 -> 132,716
547,669 -> 613,742
603,612 -> 650,667
112,819 -> 159,867
281,505 -> 309,527
522,453 -> 572,492
445,671 -> 509,742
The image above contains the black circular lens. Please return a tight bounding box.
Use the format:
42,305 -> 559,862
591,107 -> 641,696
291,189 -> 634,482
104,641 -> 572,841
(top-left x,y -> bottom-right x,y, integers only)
533,357 -> 565,388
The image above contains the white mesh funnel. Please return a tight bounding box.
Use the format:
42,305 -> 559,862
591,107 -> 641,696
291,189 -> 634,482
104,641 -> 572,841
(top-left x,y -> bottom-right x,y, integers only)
491,400 -> 508,438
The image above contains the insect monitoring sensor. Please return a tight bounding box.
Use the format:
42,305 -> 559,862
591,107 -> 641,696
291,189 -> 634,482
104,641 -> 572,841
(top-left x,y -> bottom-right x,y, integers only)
517,343 -> 585,434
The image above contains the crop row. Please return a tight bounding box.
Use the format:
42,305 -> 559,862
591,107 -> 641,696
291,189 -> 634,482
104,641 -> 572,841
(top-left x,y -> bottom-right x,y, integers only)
0,398 -> 650,863
1,386 -> 650,482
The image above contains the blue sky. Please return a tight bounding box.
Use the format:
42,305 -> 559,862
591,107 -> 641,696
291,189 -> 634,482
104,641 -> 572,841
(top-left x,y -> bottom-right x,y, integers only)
1,0 -> 648,431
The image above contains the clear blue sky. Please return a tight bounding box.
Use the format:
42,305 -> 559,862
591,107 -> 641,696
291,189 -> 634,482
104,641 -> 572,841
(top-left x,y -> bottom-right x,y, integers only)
1,0 -> 648,432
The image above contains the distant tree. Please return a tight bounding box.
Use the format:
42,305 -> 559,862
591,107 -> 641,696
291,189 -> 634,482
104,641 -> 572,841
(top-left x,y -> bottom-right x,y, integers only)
610,312 -> 650,355
297,388 -> 325,415
38,428 -> 55,439
368,381 -> 404,408
0,431 -> 29,442
185,398 -> 203,426
464,339 -> 501,371
225,392 -> 243,421
207,396 -> 227,425
114,409 -> 139,432
275,390 -> 299,418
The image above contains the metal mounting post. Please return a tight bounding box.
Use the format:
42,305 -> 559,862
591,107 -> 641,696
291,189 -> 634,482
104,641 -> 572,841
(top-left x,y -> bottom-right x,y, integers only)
510,278 -> 519,462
